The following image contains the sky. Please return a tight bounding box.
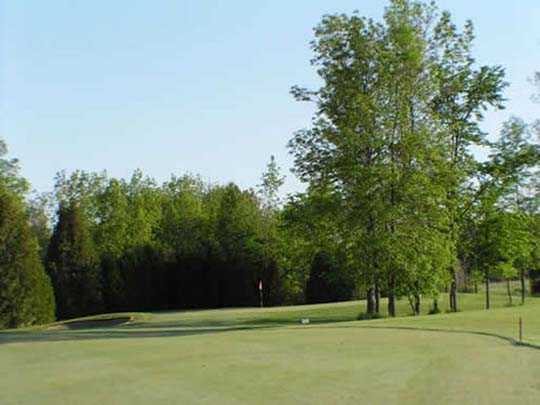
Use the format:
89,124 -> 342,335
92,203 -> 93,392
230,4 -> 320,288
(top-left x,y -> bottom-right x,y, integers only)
1,0 -> 539,196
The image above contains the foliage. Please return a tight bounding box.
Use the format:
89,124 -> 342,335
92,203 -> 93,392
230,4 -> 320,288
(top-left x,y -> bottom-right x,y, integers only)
0,186 -> 55,328
0,139 -> 30,194
46,203 -> 103,319
1,4 -> 539,327
306,251 -> 354,304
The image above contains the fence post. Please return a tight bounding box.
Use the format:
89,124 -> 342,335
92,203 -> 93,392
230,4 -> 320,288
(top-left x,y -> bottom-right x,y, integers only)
519,317 -> 523,343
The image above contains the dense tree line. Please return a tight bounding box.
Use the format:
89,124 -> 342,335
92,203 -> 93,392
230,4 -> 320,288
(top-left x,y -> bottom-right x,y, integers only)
43,168 -> 286,317
1,0 -> 539,327
1,142 -> 290,323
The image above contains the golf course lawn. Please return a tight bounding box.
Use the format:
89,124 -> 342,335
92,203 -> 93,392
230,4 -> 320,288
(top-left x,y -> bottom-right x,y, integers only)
2,291 -> 540,404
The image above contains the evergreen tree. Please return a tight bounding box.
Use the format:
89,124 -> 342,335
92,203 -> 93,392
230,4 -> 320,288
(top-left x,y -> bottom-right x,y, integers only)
0,186 -> 55,328
46,203 -> 103,319
305,251 -> 352,304
306,251 -> 335,304
212,184 -> 262,307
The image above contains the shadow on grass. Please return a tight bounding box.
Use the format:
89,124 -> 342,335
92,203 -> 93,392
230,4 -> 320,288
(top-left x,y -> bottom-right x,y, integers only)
5,318 -> 538,351
0,325 -> 280,345
0,316 -> 361,345
122,316 -> 357,330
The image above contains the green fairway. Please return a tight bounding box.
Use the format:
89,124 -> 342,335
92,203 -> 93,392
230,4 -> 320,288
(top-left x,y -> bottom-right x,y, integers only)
2,291 -> 540,404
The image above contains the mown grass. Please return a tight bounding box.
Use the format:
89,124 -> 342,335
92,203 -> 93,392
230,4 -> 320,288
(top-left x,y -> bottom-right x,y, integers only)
1,286 -> 539,404
120,282 -> 530,328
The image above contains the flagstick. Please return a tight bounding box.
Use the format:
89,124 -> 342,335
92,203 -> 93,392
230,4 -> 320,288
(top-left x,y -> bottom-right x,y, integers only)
259,279 -> 263,308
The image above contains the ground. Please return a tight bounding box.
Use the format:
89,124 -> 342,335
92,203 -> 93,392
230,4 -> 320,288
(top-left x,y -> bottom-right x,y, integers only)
1,287 -> 540,404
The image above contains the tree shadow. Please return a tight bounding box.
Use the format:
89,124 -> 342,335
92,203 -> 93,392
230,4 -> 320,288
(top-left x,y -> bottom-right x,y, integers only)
0,313 -> 359,345
122,316 -> 357,330
0,324 -> 277,345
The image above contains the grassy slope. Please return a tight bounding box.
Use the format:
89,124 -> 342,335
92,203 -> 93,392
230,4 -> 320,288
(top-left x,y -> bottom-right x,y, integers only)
1,289 -> 540,404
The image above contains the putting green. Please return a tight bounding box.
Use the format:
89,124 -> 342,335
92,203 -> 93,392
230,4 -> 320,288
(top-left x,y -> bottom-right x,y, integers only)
1,294 -> 540,404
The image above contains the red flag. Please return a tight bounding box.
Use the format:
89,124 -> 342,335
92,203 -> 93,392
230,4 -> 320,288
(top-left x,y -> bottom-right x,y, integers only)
258,280 -> 263,291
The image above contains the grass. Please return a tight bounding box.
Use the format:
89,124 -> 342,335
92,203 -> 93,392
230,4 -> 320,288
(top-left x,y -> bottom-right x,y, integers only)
1,287 -> 540,404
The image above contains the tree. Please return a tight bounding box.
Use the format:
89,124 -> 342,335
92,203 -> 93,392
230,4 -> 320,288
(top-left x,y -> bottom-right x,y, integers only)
471,211 -> 527,308
305,251 -> 335,304
259,155 -> 285,211
94,178 -> 132,310
429,10 -> 507,311
289,0 -> 453,316
0,185 -> 55,328
46,203 -> 103,319
0,139 -> 55,328
461,117 -> 539,308
27,192 -> 54,261
528,215 -> 540,296
305,250 -> 353,304
532,71 -> 540,103
211,184 -> 263,307
257,156 -> 285,305
159,174 -> 209,309
281,185 -> 353,304
0,138 -> 30,194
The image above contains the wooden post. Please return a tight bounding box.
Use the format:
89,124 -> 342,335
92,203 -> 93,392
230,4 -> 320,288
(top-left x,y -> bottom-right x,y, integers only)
519,317 -> 523,343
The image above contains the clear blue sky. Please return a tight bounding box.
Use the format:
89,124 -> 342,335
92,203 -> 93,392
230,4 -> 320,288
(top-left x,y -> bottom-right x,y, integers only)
1,1 -> 539,195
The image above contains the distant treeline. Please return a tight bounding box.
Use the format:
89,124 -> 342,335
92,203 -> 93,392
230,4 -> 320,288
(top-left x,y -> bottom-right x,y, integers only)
45,171 -> 286,318
1,0 -> 540,328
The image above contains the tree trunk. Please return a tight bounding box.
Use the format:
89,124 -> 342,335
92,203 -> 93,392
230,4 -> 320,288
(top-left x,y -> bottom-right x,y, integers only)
520,269 -> 526,305
449,286 -> 454,312
414,293 -> 420,316
432,298 -> 439,314
408,296 -> 415,314
374,282 -> 380,314
388,274 -> 396,317
449,270 -> 458,312
485,269 -> 490,310
366,286 -> 375,315
506,279 -> 512,306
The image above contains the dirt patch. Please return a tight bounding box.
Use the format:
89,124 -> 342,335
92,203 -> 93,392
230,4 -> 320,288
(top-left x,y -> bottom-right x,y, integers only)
48,317 -> 133,330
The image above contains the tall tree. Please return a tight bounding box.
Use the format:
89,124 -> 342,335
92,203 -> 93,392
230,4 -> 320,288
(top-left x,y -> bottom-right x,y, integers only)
0,185 -> 55,328
210,184 -> 263,307
259,155 -> 285,211
0,139 -> 55,328
158,174 -> 208,309
258,156 -> 286,305
46,204 -> 103,319
289,0 -> 453,316
429,10 -> 507,311
462,117 -> 539,308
